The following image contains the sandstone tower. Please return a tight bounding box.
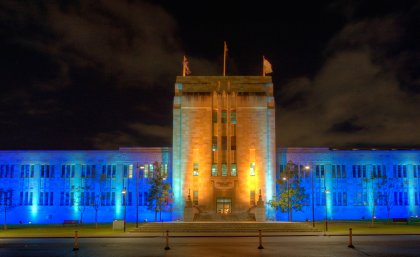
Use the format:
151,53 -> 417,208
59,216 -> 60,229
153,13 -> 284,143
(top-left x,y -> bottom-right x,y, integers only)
172,76 -> 276,220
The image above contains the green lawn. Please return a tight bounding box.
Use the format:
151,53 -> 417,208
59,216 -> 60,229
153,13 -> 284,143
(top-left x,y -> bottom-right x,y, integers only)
314,220 -> 420,234
0,223 -> 139,237
0,221 -> 419,237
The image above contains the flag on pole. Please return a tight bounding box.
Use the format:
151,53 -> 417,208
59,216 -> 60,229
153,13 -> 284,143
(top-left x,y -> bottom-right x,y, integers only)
223,41 -> 228,76
263,56 -> 273,76
183,55 -> 191,77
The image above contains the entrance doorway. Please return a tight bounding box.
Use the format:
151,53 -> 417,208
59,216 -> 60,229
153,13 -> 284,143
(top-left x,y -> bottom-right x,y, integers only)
216,198 -> 232,214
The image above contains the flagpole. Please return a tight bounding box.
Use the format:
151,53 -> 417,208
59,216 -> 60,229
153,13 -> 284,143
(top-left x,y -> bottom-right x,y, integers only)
262,56 -> 265,77
223,41 -> 227,76
182,56 -> 186,77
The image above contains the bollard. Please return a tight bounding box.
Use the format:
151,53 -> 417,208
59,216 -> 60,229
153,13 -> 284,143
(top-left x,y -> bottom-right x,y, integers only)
348,228 -> 354,248
73,230 -> 79,251
257,230 -> 264,249
164,230 -> 170,250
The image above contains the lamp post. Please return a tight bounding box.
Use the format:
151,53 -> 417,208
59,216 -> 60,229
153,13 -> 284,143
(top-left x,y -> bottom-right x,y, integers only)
305,165 -> 315,228
282,177 -> 290,221
136,164 -> 145,228
122,189 -> 127,232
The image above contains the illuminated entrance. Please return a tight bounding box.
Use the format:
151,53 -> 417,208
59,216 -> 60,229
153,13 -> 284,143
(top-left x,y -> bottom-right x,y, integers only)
216,198 -> 232,214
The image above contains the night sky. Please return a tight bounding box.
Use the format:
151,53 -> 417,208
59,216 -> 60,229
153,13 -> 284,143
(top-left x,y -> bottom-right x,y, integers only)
1,1 -> 419,150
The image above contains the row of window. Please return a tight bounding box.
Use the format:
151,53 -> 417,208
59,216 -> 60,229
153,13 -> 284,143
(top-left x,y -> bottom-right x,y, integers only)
6,163 -> 168,179
312,191 -> 420,206
212,110 -> 236,124
208,163 -> 237,177
212,136 -> 236,151
278,164 -> 420,179
12,190 -> 420,207
0,189 -> 13,206
18,191 -> 152,207
0,165 -> 15,178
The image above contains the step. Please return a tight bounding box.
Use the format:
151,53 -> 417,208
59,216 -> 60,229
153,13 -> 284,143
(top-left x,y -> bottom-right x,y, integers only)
130,222 -> 320,233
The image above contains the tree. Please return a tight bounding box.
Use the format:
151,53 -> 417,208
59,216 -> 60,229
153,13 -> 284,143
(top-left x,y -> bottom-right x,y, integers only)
90,171 -> 105,228
147,162 -> 172,221
0,189 -> 15,230
75,188 -> 87,225
382,177 -> 400,224
364,174 -> 387,226
92,193 -> 102,228
270,161 -> 308,221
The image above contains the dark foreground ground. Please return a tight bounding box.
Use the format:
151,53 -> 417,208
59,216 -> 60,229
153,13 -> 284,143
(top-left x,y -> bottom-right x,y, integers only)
1,235 -> 420,257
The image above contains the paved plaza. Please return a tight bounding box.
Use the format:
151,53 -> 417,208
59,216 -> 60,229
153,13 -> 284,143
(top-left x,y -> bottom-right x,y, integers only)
1,235 -> 420,257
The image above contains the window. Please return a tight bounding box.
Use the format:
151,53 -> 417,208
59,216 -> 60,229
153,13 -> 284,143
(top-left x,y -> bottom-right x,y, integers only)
39,192 -> 44,206
80,192 -> 85,206
393,165 -> 407,178
112,165 -> 116,178
81,165 -> 86,178
221,164 -> 227,176
65,192 -> 69,206
211,164 -> 218,176
343,192 -> 347,206
221,110 -> 227,124
70,192 -> 75,206
250,162 -> 255,176
123,164 -> 134,178
123,165 -> 128,178
128,164 -> 133,178
342,165 -> 346,178
193,163 -> 199,176
231,163 -> 237,176
250,190 -> 256,206
144,164 -> 149,178
61,165 -> 74,178
212,111 -> 217,123
222,136 -> 227,150
212,136 -> 217,151
193,191 -> 198,205
331,165 -> 345,178
161,163 -> 167,178
231,136 -> 236,150
49,192 -> 54,205
230,111 -> 236,124
315,165 -> 324,178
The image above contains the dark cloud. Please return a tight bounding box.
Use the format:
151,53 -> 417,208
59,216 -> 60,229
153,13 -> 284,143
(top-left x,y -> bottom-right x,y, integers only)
0,0 -> 217,149
277,11 -> 420,148
0,1 -> 418,149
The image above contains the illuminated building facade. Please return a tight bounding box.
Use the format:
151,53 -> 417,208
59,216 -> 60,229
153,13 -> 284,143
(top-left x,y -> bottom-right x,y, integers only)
172,76 -> 276,220
0,75 -> 419,224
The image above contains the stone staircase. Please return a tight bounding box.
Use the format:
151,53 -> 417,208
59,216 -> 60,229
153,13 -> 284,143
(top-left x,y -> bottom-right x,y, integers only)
130,222 -> 320,233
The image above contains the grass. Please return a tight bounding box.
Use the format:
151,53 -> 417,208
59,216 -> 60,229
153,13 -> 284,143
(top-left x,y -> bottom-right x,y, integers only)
314,219 -> 420,234
0,220 -> 419,237
0,223 -> 141,237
